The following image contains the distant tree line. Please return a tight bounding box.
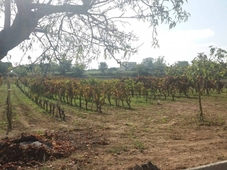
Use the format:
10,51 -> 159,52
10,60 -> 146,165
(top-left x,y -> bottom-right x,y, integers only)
13,58 -> 85,77
7,46 -> 227,80
0,61 -> 12,75
136,56 -> 168,76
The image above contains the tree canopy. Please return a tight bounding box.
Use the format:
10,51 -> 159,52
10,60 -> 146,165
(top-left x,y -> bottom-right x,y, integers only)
0,61 -> 12,74
99,61 -> 108,73
0,0 -> 189,64
142,57 -> 154,68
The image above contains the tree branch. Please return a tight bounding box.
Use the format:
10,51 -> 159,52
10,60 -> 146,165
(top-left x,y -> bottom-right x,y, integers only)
0,0 -> 190,62
0,2 -> 93,60
33,3 -> 91,18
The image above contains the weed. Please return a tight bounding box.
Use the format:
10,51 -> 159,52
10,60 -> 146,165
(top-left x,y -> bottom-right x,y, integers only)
134,139 -> 146,150
36,130 -> 44,135
77,112 -> 87,119
0,121 -> 7,126
108,145 -> 128,154
141,127 -> 150,132
161,117 -> 169,123
127,129 -> 137,139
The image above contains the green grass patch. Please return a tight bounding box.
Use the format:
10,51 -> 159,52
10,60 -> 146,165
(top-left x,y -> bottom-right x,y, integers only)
134,139 -> 146,150
108,145 -> 128,154
10,84 -> 45,115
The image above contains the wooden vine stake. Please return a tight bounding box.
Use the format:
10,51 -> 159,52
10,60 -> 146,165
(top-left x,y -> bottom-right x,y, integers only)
6,77 -> 12,132
58,88 -> 62,105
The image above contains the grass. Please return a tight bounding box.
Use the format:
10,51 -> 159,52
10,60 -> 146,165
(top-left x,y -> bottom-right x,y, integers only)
108,145 -> 128,154
0,84 -> 8,131
10,84 -> 45,114
134,139 -> 146,150
0,83 -> 72,137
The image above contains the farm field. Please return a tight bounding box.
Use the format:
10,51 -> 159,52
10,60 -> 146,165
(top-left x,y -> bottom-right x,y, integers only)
1,83 -> 227,170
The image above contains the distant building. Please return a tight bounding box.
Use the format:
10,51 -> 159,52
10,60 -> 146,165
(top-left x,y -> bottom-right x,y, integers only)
119,62 -> 137,71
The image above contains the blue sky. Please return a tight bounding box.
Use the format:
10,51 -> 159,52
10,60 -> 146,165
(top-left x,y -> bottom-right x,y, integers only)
99,0 -> 227,68
3,0 -> 227,68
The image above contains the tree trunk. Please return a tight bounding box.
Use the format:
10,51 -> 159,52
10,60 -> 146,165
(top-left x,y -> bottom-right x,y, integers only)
198,89 -> 203,121
0,2 -> 39,60
0,1 -> 88,60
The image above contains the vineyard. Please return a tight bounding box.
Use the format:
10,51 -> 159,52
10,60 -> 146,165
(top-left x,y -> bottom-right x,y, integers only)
1,0 -> 227,168
1,75 -> 227,169
15,75 -> 226,114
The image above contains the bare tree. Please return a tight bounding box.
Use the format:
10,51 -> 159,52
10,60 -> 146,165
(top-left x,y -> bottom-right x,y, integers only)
0,0 -> 189,63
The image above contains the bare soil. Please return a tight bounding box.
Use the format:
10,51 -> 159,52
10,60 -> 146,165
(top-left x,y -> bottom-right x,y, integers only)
1,84 -> 227,170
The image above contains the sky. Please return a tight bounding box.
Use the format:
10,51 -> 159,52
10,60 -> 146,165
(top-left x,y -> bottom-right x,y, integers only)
98,0 -> 227,68
2,0 -> 227,69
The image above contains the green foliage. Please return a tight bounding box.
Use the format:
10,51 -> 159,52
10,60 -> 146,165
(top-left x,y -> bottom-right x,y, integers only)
58,58 -> 72,75
105,67 -> 118,76
49,62 -> 59,74
209,46 -> 227,78
142,57 -> 154,68
152,56 -> 166,76
136,64 -> 150,76
175,61 -> 189,67
14,65 -> 28,77
188,47 -> 227,83
134,140 -> 146,150
0,61 -> 12,74
99,62 -> 108,74
72,63 -> 85,77
107,67 -> 117,72
138,56 -> 167,76
166,61 -> 189,76
185,47 -> 227,121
